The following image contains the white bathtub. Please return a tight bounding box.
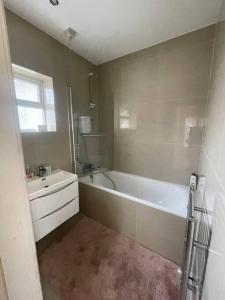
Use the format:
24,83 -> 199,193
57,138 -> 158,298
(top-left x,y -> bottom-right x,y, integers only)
79,170 -> 188,264
79,170 -> 188,218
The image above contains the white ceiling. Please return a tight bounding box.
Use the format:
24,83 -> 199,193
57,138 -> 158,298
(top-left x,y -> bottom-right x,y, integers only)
4,0 -> 223,65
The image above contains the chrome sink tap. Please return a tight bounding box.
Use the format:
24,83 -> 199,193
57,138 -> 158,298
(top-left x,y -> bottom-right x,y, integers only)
37,165 -> 46,177
37,164 -> 52,177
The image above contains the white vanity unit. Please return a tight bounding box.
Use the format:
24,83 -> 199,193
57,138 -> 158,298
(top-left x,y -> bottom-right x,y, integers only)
27,170 -> 79,242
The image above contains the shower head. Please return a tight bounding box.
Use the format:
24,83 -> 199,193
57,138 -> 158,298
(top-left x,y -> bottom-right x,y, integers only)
88,73 -> 96,109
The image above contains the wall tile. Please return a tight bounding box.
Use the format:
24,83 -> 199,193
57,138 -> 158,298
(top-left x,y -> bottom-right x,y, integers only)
114,136 -> 200,184
202,194 -> 225,300
99,26 -> 214,185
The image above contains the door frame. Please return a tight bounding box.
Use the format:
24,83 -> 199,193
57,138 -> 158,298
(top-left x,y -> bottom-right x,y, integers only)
0,1 -> 43,299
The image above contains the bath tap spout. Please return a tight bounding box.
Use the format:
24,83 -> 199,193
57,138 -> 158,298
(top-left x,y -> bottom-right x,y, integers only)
89,173 -> 94,183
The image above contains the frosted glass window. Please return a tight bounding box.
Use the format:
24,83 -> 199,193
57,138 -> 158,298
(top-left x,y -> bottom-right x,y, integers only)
18,106 -> 44,131
14,77 -> 41,103
12,64 -> 56,132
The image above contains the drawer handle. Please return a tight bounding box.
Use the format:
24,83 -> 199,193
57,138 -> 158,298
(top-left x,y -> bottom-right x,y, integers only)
31,180 -> 77,201
38,198 -> 77,220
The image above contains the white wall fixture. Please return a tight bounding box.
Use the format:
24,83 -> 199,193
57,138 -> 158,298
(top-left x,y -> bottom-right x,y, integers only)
79,115 -> 92,134
28,170 -> 79,241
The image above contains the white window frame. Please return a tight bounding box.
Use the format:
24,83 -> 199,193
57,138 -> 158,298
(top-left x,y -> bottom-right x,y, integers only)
13,70 -> 56,133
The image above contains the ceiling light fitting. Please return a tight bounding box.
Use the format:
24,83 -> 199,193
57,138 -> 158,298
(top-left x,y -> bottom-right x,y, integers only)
64,28 -> 77,41
50,0 -> 59,6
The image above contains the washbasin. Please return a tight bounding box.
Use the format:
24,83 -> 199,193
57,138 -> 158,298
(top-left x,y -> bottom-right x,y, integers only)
27,169 -> 79,241
27,169 -> 77,200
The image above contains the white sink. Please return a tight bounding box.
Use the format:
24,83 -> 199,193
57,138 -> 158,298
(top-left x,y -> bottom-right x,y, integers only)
27,169 -> 79,242
27,169 -> 77,200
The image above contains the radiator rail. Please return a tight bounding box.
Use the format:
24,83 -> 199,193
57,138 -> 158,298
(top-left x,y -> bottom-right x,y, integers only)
180,174 -> 211,300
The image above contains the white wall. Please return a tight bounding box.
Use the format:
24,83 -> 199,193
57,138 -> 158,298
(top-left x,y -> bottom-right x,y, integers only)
198,0 -> 225,298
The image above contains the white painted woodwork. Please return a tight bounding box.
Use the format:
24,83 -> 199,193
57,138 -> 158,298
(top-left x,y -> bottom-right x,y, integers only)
0,258 -> 8,300
0,1 -> 43,299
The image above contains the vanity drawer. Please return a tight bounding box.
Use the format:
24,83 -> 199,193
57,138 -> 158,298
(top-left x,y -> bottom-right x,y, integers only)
30,180 -> 78,222
33,197 -> 79,242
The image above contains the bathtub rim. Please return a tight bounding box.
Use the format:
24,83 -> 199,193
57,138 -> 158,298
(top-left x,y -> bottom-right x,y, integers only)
79,175 -> 188,219
80,169 -> 189,191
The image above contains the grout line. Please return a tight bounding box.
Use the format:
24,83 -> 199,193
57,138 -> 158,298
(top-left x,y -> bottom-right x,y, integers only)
201,146 -> 225,196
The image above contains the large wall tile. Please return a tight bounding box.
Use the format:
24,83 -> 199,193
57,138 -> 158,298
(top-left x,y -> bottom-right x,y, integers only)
114,136 -> 200,184
202,194 -> 225,300
99,26 -> 214,185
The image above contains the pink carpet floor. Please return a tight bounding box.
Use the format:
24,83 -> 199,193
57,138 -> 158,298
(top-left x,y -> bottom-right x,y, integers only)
39,217 -> 181,300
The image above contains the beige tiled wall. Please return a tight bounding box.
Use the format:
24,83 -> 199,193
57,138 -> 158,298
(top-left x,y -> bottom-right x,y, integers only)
6,9 -> 215,184
98,26 -> 215,185
197,1 -> 225,298
5,9 -> 99,174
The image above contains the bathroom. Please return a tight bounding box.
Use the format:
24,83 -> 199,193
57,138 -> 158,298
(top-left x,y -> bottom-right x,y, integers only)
0,0 -> 225,299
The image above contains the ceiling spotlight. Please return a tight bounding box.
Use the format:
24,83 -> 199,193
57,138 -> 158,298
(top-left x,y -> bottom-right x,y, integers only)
50,0 -> 59,6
